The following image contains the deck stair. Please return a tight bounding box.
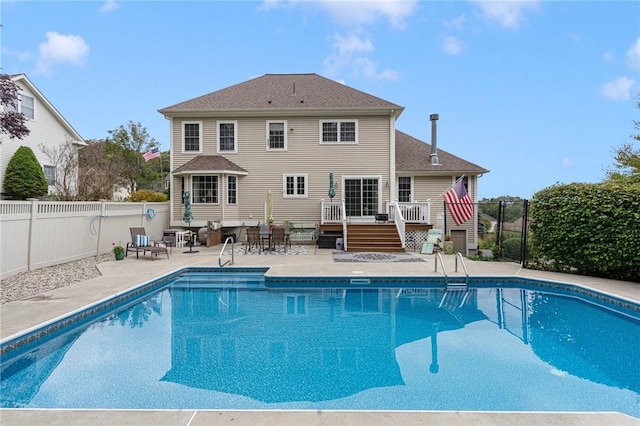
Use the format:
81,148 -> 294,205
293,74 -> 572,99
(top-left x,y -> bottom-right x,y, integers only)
346,224 -> 403,253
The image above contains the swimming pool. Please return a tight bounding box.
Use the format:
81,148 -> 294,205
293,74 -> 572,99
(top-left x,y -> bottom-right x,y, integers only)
1,268 -> 639,417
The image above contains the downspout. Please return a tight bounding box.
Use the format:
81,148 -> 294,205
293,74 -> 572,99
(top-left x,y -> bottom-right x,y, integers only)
389,109 -> 397,203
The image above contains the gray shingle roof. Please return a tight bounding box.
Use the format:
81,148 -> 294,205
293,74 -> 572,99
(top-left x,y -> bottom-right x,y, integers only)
159,73 -> 403,113
395,130 -> 489,174
172,156 -> 248,175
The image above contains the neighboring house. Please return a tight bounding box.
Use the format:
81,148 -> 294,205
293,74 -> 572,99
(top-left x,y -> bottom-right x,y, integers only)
0,74 -> 86,197
159,73 -> 488,252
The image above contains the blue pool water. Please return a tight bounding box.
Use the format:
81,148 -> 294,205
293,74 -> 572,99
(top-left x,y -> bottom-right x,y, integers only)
1,269 -> 639,417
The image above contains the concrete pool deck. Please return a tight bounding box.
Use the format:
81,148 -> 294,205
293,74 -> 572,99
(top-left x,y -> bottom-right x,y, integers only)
1,244 -> 639,425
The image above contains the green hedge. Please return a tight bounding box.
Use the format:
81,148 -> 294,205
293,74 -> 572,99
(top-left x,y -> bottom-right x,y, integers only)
530,182 -> 640,282
130,189 -> 167,202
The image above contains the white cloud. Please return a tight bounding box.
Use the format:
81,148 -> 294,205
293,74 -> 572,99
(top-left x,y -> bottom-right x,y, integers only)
443,14 -> 466,31
443,35 -> 466,56
471,0 -> 539,29
35,32 -> 90,75
561,157 -> 574,168
602,51 -> 613,62
262,0 -> 418,29
99,1 -> 119,13
1,46 -> 32,62
625,37 -> 640,70
601,76 -> 637,101
323,32 -> 397,81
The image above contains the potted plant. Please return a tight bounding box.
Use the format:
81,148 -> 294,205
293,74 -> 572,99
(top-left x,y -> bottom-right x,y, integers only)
112,242 -> 125,260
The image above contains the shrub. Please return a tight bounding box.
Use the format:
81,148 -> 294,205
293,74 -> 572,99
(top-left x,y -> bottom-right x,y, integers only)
502,237 -> 522,261
4,146 -> 48,199
129,189 -> 167,202
530,182 -> 640,282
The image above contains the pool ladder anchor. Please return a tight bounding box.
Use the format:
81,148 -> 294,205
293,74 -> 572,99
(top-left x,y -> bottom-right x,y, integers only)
218,236 -> 235,267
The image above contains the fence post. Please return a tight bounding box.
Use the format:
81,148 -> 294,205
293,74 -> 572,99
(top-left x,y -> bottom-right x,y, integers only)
96,200 -> 107,256
27,198 -> 39,272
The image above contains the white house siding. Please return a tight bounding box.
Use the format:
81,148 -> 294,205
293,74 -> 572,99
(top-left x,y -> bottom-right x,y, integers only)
0,79 -> 82,196
170,115 -> 392,227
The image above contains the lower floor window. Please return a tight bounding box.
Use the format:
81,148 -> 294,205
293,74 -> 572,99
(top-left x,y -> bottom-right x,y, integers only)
227,175 -> 237,205
193,176 -> 218,203
43,165 -> 56,186
283,174 -> 307,197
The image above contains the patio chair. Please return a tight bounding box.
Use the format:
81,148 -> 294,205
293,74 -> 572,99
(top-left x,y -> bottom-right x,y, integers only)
245,227 -> 262,254
127,227 -> 170,260
259,224 -> 272,251
271,227 -> 290,253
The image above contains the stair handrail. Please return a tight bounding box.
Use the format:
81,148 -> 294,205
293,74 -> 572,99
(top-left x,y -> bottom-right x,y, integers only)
341,200 -> 348,251
218,236 -> 235,267
391,201 -> 406,248
434,251 -> 448,285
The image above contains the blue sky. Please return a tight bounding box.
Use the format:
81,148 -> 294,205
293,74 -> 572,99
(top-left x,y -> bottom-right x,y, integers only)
1,1 -> 638,199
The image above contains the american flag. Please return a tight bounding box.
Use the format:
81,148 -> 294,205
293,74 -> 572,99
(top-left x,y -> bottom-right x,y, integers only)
142,147 -> 160,162
443,178 -> 474,226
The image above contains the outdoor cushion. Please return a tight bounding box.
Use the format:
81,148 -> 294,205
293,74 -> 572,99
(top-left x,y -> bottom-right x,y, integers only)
135,234 -> 151,247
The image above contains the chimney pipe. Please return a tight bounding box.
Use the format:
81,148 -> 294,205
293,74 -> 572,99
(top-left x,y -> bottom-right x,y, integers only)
430,113 -> 440,165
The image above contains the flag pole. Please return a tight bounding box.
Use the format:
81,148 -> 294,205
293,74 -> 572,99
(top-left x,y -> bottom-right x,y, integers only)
438,175 -> 465,198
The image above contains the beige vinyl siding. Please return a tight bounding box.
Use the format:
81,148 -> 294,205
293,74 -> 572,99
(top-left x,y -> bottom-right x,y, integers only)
170,114 -> 392,225
412,175 -> 478,248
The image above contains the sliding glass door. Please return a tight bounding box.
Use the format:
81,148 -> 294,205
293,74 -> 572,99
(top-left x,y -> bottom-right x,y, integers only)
344,178 -> 379,218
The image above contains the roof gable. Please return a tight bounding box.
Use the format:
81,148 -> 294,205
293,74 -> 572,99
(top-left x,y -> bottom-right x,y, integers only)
395,130 -> 488,174
11,74 -> 86,145
159,73 -> 403,113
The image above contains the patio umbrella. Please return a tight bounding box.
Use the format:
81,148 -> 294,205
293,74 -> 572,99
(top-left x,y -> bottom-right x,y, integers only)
328,172 -> 336,199
182,191 -> 198,253
266,190 -> 274,224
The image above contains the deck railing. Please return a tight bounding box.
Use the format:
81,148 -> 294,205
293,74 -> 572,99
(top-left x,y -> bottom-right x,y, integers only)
387,201 -> 431,224
321,200 -> 343,224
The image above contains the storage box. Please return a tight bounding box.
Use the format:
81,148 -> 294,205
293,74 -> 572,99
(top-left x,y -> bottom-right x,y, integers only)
207,229 -> 222,246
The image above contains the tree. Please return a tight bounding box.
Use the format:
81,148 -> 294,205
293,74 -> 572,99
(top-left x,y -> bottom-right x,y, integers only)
106,121 -> 159,193
0,74 -> 30,140
39,137 -> 80,200
606,94 -> 640,183
78,139 -> 129,200
4,146 -> 48,199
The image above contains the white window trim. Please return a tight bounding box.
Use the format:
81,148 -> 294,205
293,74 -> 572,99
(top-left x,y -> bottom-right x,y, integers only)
191,174 -> 220,205
182,121 -> 203,153
217,120 -> 238,153
20,94 -> 35,120
282,173 -> 308,198
398,176 -> 413,202
319,119 -> 358,144
227,175 -> 238,205
266,120 -> 288,151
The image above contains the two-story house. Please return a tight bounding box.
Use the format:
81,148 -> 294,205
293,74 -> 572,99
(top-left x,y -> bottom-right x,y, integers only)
0,74 -> 86,198
159,73 -> 488,253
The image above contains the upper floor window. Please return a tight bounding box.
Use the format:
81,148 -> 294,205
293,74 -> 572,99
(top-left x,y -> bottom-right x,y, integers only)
267,121 -> 287,150
320,120 -> 357,144
183,122 -> 201,152
283,174 -> 307,198
227,175 -> 237,205
192,175 -> 218,204
218,121 -> 237,153
398,177 -> 412,202
20,95 -> 34,120
43,165 -> 56,186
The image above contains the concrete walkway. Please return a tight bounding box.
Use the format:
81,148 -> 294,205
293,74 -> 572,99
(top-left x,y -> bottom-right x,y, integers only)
2,244 -> 639,425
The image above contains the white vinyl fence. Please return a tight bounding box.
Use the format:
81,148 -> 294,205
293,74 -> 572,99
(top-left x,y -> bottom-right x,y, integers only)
0,200 -> 170,280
